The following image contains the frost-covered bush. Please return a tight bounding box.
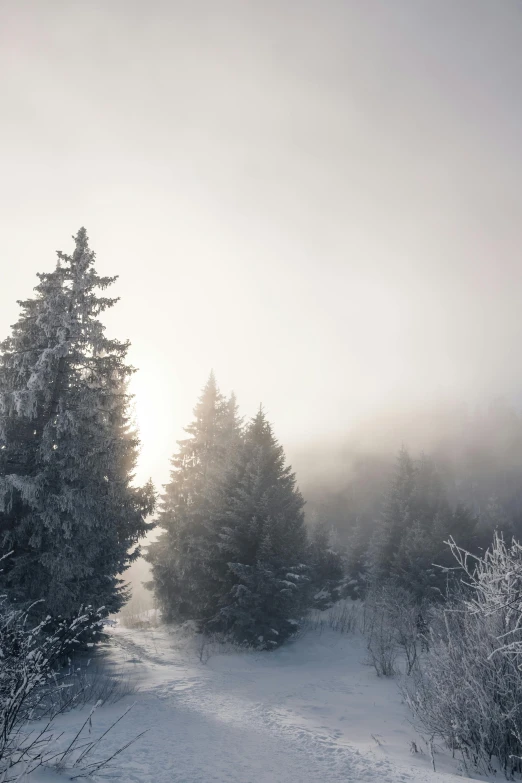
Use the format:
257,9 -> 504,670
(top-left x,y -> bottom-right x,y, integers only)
0,596 -> 101,780
405,535 -> 522,779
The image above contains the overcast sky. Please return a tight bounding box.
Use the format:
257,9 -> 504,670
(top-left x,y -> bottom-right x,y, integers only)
2,0 -> 522,485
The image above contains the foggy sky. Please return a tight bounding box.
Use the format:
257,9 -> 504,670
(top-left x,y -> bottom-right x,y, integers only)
2,0 -> 522,486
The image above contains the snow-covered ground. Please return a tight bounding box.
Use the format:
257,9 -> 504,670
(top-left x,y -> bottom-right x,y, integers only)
29,622 -> 491,783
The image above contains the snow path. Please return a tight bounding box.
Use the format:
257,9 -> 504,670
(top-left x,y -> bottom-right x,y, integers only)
70,625 -> 476,783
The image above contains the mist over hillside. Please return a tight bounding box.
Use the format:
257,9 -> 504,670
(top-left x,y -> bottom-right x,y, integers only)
293,398 -> 522,542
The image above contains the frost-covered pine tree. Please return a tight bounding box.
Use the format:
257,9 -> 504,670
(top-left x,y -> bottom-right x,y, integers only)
209,408 -> 308,648
0,228 -> 155,619
147,372 -> 241,623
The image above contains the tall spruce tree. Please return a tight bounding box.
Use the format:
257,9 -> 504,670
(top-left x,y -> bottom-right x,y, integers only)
0,228 -> 155,619
208,408 -> 308,648
147,373 -> 241,623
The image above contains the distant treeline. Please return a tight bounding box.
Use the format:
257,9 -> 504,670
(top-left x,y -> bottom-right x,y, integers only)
292,400 -> 522,599
298,399 -> 522,537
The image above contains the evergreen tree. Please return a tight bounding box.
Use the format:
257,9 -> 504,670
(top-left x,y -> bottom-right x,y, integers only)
392,505 -> 474,600
475,495 -> 515,550
390,454 -> 451,597
208,408 -> 308,648
366,446 -> 417,585
0,228 -> 155,619
343,514 -> 373,597
367,448 -> 478,599
147,373 -> 241,623
307,521 -> 345,609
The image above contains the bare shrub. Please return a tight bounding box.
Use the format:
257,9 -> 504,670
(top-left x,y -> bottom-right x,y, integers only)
325,601 -> 360,634
303,600 -> 361,636
118,604 -> 160,630
362,585 -> 428,677
365,609 -> 398,676
45,660 -> 137,713
195,632 -> 252,664
51,701 -> 146,780
196,633 -> 212,664
368,585 -> 429,675
404,534 -> 522,779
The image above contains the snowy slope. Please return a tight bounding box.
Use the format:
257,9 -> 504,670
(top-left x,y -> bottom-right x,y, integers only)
29,623 -> 490,783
